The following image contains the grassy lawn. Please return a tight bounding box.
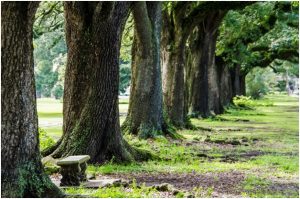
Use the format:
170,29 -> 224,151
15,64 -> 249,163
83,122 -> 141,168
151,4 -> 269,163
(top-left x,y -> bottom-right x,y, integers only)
37,97 -> 129,140
38,94 -> 299,197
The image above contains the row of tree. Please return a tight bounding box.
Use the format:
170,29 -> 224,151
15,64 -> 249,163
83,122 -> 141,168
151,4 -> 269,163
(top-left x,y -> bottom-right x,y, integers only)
1,1 -> 298,197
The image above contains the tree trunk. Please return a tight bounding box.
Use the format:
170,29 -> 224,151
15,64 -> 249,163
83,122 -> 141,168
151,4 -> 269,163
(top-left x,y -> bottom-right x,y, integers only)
187,11 -> 226,117
240,74 -> 246,96
1,2 -> 63,197
161,11 -> 187,127
122,2 -> 176,138
48,2 -> 150,163
216,57 -> 233,106
230,64 -> 246,96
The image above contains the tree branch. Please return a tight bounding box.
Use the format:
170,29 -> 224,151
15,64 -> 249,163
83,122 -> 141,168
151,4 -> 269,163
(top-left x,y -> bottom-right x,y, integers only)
132,2 -> 152,54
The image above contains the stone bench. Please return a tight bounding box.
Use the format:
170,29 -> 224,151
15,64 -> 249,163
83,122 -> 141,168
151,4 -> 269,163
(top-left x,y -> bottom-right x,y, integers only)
57,155 -> 90,186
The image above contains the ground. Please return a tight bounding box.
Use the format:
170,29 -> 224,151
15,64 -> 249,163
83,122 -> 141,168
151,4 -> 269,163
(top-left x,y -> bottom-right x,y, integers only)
38,94 -> 299,198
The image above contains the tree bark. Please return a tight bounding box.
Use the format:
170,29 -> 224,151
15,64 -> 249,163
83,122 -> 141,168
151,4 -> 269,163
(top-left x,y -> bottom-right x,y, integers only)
230,64 -> 247,96
122,2 -> 176,138
47,2 -> 150,163
1,2 -> 63,197
162,2 -> 252,122
216,57 -> 233,106
187,11 -> 226,117
161,10 -> 187,127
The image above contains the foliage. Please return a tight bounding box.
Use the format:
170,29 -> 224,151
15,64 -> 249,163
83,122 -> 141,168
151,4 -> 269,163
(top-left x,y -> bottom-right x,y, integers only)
34,1 -> 64,38
38,128 -> 55,151
119,62 -> 131,94
246,67 -> 277,99
120,14 -> 133,62
34,2 -> 67,98
51,83 -> 63,99
232,95 -> 254,108
217,2 -> 298,81
217,2 -> 275,69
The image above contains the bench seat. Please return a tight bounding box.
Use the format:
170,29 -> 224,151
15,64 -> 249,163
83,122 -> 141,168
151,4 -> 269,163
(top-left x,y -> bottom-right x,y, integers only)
57,155 -> 90,186
57,155 -> 90,166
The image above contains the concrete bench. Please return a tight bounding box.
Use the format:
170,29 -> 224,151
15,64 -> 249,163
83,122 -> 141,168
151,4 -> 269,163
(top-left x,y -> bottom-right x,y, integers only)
57,155 -> 90,186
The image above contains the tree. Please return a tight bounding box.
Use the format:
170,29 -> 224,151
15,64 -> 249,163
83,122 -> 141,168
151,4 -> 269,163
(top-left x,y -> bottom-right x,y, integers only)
216,2 -> 298,98
1,2 -> 63,197
217,2 -> 277,97
161,2 -> 194,127
43,2 -> 150,163
184,2 -> 254,117
162,2 -> 253,125
122,2 -> 178,138
33,1 -> 66,98
186,11 -> 227,117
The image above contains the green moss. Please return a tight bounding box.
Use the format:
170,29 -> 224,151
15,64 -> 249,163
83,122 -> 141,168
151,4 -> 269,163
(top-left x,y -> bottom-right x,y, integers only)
14,162 -> 63,197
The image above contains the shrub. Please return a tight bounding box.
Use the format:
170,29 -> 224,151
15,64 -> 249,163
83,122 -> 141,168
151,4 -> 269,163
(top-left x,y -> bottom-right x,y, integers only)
51,84 -> 63,99
39,128 -> 55,151
233,95 -> 254,108
246,68 -> 277,99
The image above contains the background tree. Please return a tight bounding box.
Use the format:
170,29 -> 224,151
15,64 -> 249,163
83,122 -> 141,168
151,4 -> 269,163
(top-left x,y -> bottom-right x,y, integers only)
33,2 -> 66,98
162,2 -> 253,125
44,2 -> 150,163
186,10 -> 227,117
217,1 -> 298,99
122,2 -> 178,139
1,2 -> 63,197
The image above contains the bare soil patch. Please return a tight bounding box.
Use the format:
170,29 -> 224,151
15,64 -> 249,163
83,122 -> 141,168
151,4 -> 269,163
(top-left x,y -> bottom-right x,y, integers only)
105,171 -> 246,196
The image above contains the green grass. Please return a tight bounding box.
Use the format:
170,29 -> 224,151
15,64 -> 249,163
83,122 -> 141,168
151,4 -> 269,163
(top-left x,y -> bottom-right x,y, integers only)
37,97 -> 130,140
65,181 -> 161,198
37,98 -> 63,118
38,94 -> 299,197
241,175 -> 299,198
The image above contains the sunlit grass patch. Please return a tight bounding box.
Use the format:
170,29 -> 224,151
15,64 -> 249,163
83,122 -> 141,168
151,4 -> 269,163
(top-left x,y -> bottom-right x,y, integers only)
42,126 -> 62,140
241,174 -> 299,198
65,181 -> 160,198
250,155 -> 299,173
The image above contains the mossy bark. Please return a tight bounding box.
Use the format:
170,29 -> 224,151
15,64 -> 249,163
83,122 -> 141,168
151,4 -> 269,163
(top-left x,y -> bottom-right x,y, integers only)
122,2 -> 179,139
161,9 -> 189,128
46,2 -> 151,163
186,11 -> 226,117
1,2 -> 63,197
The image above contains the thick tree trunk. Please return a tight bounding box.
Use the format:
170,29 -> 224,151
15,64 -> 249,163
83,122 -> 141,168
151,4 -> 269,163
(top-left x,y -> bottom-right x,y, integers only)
164,44 -> 186,127
1,2 -> 63,197
216,57 -> 233,106
122,2 -> 176,138
187,11 -> 226,117
185,27 -> 204,116
48,2 -> 150,163
161,11 -> 187,127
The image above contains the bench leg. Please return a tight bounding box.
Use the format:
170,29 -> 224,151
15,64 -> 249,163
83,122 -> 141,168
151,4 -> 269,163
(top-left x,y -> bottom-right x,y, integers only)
79,162 -> 88,181
60,164 -> 81,186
